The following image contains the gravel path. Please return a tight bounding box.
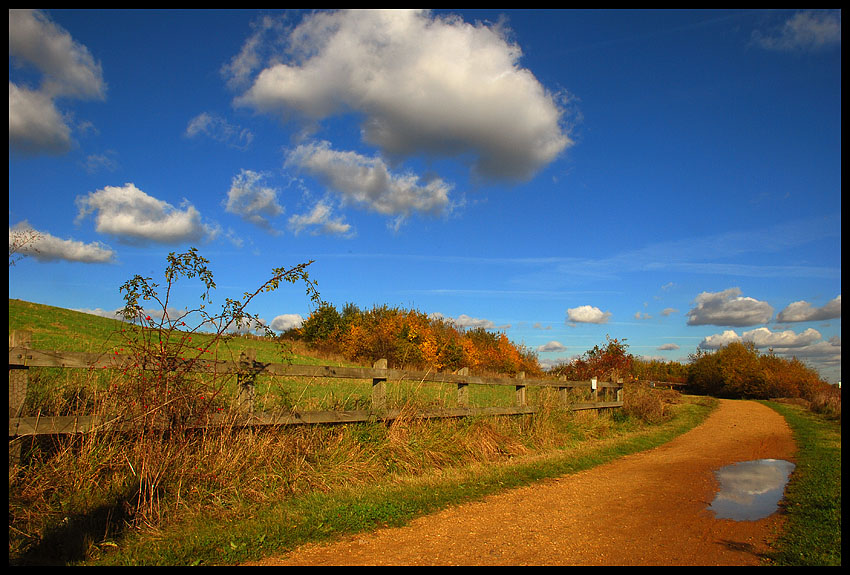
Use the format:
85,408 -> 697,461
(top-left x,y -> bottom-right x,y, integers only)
247,399 -> 796,566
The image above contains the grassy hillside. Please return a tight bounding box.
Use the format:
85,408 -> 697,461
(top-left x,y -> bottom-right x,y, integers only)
8,298 -> 347,366
9,298 -> 128,352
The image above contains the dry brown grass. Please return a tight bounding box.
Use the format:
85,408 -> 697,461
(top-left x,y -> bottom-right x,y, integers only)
622,383 -> 681,424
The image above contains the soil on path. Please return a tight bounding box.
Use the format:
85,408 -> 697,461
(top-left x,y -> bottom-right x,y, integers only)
247,399 -> 797,566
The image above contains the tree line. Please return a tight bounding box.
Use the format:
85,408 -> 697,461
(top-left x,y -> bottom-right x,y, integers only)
285,304 -> 835,402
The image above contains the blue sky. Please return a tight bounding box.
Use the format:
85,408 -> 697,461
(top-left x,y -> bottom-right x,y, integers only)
9,9 -> 841,382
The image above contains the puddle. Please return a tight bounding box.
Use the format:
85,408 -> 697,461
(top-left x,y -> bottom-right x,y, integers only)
708,459 -> 795,521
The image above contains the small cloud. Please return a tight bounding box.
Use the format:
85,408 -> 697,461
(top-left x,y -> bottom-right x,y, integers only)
657,343 -> 679,351
186,112 -> 253,149
75,307 -> 123,319
287,199 -> 353,237
223,169 -> 284,231
285,140 -> 454,230
81,151 -> 120,174
537,341 -> 567,353
450,314 -> 496,330
270,314 -> 305,332
566,305 -> 611,325
75,183 -> 218,245
698,329 -> 741,350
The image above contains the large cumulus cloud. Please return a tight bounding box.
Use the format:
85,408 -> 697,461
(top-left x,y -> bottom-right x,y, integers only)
231,9 -> 572,183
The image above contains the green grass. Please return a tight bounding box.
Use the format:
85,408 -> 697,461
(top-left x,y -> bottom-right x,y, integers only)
8,298 -> 607,414
761,401 -> 841,566
9,298 -> 328,364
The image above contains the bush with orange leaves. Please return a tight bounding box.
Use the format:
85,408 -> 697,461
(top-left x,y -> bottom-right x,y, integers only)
291,302 -> 541,376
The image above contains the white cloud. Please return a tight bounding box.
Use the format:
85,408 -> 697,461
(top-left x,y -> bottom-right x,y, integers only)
700,326 -> 829,352
657,343 -> 679,351
450,314 -> 496,330
75,183 -> 218,245
287,199 -> 352,237
753,10 -> 841,52
537,341 -> 567,353
233,9 -> 571,182
8,83 -> 71,154
567,305 -> 611,325
10,221 -> 115,264
698,329 -> 742,350
776,295 -> 840,323
286,140 -> 453,229
686,287 -> 773,327
270,313 -> 305,332
742,327 -> 823,349
9,9 -> 106,155
75,307 -> 123,319
698,326 -> 841,380
223,169 -> 284,230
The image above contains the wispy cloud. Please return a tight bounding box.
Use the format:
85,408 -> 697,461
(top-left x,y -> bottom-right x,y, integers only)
285,140 -> 454,230
752,10 -> 841,52
223,169 -> 284,231
186,112 -> 253,149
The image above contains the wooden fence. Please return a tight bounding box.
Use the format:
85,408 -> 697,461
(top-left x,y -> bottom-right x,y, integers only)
9,329 -> 626,439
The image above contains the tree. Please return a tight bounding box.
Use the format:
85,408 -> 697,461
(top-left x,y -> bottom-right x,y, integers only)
584,335 -> 633,382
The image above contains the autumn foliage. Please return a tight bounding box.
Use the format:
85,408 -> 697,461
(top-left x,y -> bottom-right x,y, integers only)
547,336 -> 634,382
286,302 -> 836,404
687,341 -> 832,401
287,303 -> 542,377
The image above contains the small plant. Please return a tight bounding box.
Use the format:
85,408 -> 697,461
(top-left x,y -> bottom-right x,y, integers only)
113,247 -> 321,431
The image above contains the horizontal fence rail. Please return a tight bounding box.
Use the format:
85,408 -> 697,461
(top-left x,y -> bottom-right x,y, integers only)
7,330 -> 687,440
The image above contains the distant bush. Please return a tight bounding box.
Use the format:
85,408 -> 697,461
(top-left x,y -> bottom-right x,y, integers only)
808,386 -> 841,421
622,383 -> 681,424
289,302 -> 541,376
687,341 -> 833,400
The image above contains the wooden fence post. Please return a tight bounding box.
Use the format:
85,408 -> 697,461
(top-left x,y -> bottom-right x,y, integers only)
455,367 -> 469,407
515,371 -> 527,407
9,330 -> 31,466
372,358 -> 387,411
558,374 -> 568,405
236,348 -> 257,418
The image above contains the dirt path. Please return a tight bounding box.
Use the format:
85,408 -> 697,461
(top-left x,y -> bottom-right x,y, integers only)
248,399 -> 797,566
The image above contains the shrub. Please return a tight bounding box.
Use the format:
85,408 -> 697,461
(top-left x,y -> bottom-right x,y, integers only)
622,383 -> 680,424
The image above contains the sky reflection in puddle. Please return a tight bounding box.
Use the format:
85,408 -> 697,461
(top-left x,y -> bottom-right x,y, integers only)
708,459 -> 796,521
